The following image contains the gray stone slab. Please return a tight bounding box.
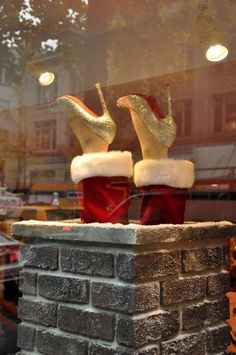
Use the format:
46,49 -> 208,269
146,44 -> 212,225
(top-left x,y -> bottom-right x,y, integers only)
12,220 -> 236,246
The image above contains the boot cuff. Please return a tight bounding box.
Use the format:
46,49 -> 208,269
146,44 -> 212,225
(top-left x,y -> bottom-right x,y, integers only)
134,159 -> 195,188
71,151 -> 133,183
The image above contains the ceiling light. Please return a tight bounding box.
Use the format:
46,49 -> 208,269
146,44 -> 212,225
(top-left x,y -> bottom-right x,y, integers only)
196,2 -> 229,63
206,44 -> 229,62
38,72 -> 55,86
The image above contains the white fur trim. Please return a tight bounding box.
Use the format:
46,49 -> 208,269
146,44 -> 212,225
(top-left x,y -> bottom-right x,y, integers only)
71,151 -> 133,183
134,159 -> 195,188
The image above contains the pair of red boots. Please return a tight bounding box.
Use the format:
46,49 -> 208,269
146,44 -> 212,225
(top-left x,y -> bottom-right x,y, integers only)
71,151 -> 195,225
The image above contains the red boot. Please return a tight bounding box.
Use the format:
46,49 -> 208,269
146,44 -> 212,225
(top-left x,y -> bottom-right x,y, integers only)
134,159 -> 195,225
71,151 -> 133,224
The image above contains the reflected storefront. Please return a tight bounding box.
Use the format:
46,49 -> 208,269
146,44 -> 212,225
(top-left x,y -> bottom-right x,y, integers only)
0,0 -> 235,222
0,0 -> 236,353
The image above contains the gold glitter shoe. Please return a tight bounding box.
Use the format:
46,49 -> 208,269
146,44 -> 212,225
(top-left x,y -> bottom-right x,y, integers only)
118,88 -> 195,225
51,83 -> 116,153
117,87 -> 177,160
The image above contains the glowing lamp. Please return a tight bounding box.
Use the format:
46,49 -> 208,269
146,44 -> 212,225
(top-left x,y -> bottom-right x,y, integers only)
39,72 -> 55,86
206,44 -> 228,62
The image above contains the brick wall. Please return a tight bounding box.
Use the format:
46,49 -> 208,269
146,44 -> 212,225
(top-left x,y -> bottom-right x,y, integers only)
12,221 -> 236,355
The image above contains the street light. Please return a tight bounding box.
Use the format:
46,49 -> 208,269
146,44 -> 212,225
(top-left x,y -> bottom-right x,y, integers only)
197,2 -> 229,63
206,44 -> 228,62
38,71 -> 55,86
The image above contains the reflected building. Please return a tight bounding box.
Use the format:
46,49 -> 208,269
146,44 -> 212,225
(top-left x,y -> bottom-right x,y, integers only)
0,0 -> 235,221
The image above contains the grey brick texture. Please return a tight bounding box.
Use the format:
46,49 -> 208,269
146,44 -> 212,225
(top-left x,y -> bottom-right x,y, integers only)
117,310 -> 180,348
17,323 -> 35,350
24,245 -> 58,270
36,329 -> 88,355
207,271 -> 231,296
91,282 -> 160,314
182,246 -> 223,273
117,251 -> 181,282
161,331 -> 207,355
19,270 -> 37,295
182,298 -> 229,330
58,305 -> 115,341
90,345 -> 160,354
18,298 -> 57,326
61,248 -> 114,277
38,274 -> 89,303
15,222 -> 233,354
207,324 -> 231,353
161,276 -> 207,305
89,345 -> 125,355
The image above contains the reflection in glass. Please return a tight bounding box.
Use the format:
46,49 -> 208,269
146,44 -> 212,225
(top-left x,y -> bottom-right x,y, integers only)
38,72 -> 55,86
206,44 -> 229,62
0,0 -> 235,224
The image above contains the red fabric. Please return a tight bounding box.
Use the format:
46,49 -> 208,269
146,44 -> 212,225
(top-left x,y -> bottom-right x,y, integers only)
77,176 -> 131,224
140,185 -> 187,225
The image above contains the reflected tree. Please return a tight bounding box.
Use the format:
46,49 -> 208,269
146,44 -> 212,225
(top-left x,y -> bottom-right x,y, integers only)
0,0 -> 88,190
0,0 -> 88,88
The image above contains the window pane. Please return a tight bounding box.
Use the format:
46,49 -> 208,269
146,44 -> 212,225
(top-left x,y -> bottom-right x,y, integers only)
0,0 -> 235,227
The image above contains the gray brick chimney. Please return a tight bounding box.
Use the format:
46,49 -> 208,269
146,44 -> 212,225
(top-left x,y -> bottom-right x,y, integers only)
12,220 -> 236,355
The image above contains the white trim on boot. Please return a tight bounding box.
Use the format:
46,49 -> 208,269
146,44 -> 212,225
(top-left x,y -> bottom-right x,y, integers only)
134,159 -> 195,188
71,151 -> 133,184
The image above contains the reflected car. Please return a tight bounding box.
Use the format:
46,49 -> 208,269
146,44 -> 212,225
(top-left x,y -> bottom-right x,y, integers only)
0,205 -> 80,239
19,205 -> 80,221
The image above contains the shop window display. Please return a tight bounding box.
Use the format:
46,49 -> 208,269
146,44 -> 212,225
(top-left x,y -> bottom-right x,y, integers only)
0,0 -> 236,353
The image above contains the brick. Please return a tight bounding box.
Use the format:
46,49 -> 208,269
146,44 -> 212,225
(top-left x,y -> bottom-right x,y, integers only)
132,283 -> 160,313
19,270 -> 37,295
61,248 -> 114,277
208,271 -> 230,296
117,310 -> 179,348
207,324 -> 231,353
17,323 -> 35,350
161,276 -> 206,305
182,298 -> 229,331
20,244 -> 30,261
90,345 -> 160,355
182,302 -> 206,331
117,251 -> 181,282
90,345 -> 127,355
182,247 -> 223,273
58,305 -> 115,341
24,246 -> 58,270
36,329 -> 88,355
206,298 -> 229,325
223,296 -> 230,320
133,348 -> 160,355
161,331 -> 206,355
223,244 -> 229,267
91,282 -> 159,314
18,298 -> 57,326
38,274 -> 89,303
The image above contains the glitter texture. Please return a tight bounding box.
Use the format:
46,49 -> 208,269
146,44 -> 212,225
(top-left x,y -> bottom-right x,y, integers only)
117,88 -> 177,159
51,84 -> 116,145
128,94 -> 176,148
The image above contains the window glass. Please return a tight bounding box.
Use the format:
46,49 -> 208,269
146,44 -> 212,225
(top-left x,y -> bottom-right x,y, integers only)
34,119 -> 57,151
0,0 -> 235,225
